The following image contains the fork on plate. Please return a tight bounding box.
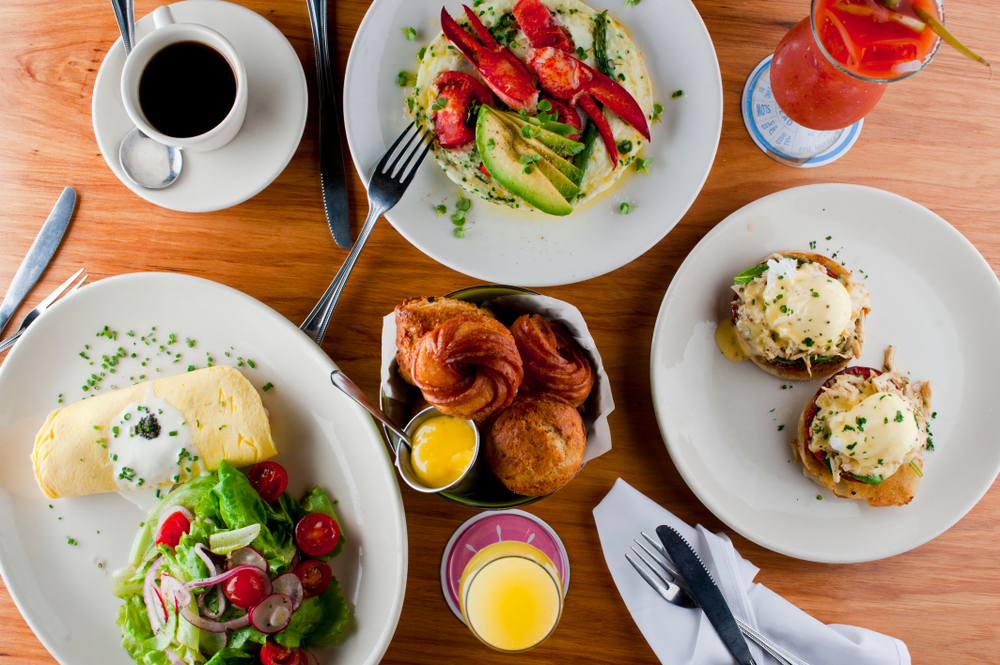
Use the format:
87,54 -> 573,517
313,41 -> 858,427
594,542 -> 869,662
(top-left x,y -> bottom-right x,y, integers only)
300,122 -> 433,346
626,531 -> 809,665
0,268 -> 87,354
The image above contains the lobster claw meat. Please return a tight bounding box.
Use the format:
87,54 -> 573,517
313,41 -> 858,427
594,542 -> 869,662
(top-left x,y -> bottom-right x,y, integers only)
512,0 -> 575,54
439,6 -> 539,112
541,96 -> 582,141
528,47 -> 650,140
528,46 -> 650,167
432,71 -> 494,149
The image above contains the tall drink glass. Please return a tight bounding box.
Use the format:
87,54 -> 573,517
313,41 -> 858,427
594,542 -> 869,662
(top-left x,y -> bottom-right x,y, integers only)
742,0 -> 943,167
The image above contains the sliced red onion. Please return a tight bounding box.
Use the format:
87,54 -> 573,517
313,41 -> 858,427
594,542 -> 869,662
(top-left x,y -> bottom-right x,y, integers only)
300,649 -> 319,665
179,604 -> 252,632
197,584 -> 227,621
200,629 -> 229,656
227,546 -> 268,573
193,543 -> 226,619
184,564 -> 272,596
164,647 -> 185,665
272,573 -> 304,610
193,543 -> 219,578
143,557 -> 165,633
156,505 -> 195,538
160,574 -> 192,612
249,594 -> 294,634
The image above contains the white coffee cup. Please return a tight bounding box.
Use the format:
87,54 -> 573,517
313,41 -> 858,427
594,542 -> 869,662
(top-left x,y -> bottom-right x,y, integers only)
120,6 -> 248,153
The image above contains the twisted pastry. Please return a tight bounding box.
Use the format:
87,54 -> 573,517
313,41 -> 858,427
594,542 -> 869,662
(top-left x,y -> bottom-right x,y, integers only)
394,296 -> 497,385
412,315 -> 523,422
510,314 -> 594,409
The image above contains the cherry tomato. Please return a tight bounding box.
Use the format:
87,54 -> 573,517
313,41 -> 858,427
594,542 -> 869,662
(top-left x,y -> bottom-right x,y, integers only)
246,461 -> 289,503
294,560 -> 332,598
294,513 -> 340,557
154,511 -> 191,548
259,641 -> 301,665
223,567 -> 267,609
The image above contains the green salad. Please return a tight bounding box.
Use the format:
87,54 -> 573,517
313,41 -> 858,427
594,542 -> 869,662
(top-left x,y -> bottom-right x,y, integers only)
112,460 -> 349,665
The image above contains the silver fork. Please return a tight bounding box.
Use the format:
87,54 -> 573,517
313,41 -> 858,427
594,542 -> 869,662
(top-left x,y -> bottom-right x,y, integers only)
627,532 -> 809,665
0,268 -> 87,354
300,122 -> 433,345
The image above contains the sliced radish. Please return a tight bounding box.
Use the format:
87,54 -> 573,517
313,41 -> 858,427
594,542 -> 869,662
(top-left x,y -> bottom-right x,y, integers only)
184,564 -> 272,596
249,594 -> 294,634
272,573 -> 304,610
164,648 -> 185,665
300,649 -> 319,665
227,546 -> 268,573
200,629 -> 228,656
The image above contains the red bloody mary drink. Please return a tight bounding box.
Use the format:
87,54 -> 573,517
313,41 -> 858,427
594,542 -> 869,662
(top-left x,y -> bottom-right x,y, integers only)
770,0 -> 942,131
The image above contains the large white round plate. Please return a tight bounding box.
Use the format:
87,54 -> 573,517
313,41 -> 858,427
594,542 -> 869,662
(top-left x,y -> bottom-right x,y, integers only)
0,274 -> 406,664
650,184 -> 1000,563
343,0 -> 722,286
92,1 -> 308,212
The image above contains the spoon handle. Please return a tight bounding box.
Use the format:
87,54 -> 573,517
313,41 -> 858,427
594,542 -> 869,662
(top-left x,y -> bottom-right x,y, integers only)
329,370 -> 410,450
110,0 -> 135,56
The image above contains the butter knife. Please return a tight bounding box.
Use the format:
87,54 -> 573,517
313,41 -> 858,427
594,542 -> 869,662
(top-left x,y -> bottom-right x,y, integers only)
657,525 -> 757,665
0,187 -> 76,337
305,0 -> 352,248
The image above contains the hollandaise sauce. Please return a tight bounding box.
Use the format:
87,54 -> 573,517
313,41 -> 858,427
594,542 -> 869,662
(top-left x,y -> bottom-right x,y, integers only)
460,542 -> 563,652
411,415 -> 476,488
714,320 -> 748,363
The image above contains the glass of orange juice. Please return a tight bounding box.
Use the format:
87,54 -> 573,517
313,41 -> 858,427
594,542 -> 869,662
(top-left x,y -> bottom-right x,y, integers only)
441,510 -> 570,653
459,541 -> 563,652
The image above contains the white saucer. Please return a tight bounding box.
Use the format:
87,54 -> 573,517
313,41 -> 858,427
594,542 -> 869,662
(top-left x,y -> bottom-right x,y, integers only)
92,0 -> 308,212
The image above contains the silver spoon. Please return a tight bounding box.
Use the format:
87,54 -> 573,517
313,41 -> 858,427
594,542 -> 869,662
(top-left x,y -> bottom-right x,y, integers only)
111,0 -> 182,189
329,370 -> 482,494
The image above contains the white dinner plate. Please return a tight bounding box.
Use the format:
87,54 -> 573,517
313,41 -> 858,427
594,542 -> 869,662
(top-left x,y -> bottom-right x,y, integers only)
650,184 -> 1000,563
92,1 -> 308,212
343,0 -> 722,286
0,274 -> 406,664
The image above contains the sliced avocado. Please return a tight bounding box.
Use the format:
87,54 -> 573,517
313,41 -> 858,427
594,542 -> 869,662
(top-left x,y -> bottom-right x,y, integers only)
494,113 -> 583,182
499,112 -> 585,158
476,106 -> 573,217
534,157 -> 580,201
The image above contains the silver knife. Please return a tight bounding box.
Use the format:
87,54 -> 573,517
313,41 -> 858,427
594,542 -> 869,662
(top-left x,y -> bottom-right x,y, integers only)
657,525 -> 757,665
0,187 -> 76,337
305,0 -> 352,249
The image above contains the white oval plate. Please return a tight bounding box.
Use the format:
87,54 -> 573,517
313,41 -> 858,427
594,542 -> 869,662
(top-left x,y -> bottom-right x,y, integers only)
343,0 -> 722,286
92,1 -> 308,212
650,184 -> 1000,563
0,274 -> 406,664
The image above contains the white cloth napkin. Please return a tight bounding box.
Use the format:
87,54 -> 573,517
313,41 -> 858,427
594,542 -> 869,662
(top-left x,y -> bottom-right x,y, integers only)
593,479 -> 910,665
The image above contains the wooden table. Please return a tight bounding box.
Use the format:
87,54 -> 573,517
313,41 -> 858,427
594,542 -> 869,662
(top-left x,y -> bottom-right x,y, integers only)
1,0 -> 998,662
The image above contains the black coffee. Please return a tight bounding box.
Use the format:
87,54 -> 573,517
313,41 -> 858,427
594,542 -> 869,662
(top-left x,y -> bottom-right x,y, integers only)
138,41 -> 237,139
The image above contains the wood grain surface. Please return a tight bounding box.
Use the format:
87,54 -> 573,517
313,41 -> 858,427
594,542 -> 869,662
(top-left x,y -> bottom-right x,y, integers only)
1,0 -> 998,663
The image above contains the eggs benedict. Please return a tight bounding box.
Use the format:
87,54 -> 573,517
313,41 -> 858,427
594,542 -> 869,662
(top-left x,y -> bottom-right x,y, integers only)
726,251 -> 871,380
794,346 -> 933,507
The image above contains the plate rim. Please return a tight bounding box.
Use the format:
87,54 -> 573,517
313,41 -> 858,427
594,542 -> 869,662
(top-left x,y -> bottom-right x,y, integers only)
0,272 -> 408,665
649,183 -> 1000,563
341,0 -> 724,287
